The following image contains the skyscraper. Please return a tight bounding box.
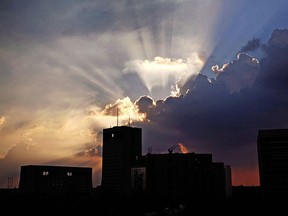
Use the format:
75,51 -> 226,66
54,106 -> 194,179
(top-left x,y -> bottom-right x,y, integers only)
257,128 -> 288,197
101,126 -> 142,194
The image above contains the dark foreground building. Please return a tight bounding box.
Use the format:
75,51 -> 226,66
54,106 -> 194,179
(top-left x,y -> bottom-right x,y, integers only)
101,126 -> 231,200
101,126 -> 142,195
19,165 -> 93,194
144,152 -> 229,200
257,128 -> 288,197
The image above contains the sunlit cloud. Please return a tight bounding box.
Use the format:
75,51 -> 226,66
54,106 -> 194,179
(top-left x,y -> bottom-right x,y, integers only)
0,116 -> 5,127
0,107 -> 106,187
178,143 -> 189,154
100,97 -> 147,126
123,53 -> 204,99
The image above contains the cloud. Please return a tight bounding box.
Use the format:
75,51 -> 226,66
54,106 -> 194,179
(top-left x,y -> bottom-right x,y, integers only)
0,105 -> 113,187
0,141 -> 103,188
0,0 -> 178,42
259,28 -> 288,90
266,28 -> 288,48
239,38 -> 261,53
0,116 -> 5,127
101,97 -> 146,124
123,54 -> 204,99
134,28 -> 288,185
211,53 -> 260,93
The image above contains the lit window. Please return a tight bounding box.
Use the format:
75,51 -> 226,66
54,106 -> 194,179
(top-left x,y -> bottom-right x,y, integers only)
67,172 -> 72,176
43,171 -> 49,176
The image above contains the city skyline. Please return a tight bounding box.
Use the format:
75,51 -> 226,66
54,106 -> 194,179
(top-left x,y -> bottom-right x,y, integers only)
1,0 -> 288,188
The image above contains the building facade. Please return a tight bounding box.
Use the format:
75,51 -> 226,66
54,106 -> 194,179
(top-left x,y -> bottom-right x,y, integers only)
19,165 -> 93,194
101,126 -> 142,194
145,152 -> 228,200
101,126 -> 231,199
257,129 -> 288,197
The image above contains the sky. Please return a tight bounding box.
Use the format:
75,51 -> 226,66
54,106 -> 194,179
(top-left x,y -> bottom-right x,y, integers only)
0,0 -> 288,188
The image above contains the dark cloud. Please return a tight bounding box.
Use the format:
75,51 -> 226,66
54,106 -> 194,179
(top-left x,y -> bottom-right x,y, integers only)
212,53 -> 260,93
240,38 -> 261,53
258,29 -> 288,89
136,95 -> 155,113
0,0 -> 70,40
136,29 -> 288,173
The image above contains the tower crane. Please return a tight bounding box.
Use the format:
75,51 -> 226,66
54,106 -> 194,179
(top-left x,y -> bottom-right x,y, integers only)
168,144 -> 179,154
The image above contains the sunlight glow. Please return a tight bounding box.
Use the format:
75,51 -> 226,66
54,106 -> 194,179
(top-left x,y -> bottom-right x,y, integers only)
178,143 -> 189,154
100,97 -> 147,127
124,53 -> 204,98
0,116 -> 5,126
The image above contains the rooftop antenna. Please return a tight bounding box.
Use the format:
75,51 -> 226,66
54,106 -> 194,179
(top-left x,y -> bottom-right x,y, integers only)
128,113 -> 131,127
147,146 -> 152,154
7,176 -> 13,188
116,107 -> 119,126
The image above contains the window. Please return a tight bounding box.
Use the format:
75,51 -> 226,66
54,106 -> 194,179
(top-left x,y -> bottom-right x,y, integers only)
43,171 -> 49,176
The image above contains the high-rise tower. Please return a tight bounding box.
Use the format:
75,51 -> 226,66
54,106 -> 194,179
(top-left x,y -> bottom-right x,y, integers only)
101,126 -> 142,194
257,128 -> 288,197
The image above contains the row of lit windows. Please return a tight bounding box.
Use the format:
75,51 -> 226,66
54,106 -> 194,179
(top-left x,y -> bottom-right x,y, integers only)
42,171 -> 73,176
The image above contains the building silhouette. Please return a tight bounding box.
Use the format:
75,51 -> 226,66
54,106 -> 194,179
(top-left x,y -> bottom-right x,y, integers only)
101,126 -> 142,194
101,125 -> 231,199
257,128 -> 288,197
144,152 -> 229,200
19,165 -> 93,194
225,165 -> 232,197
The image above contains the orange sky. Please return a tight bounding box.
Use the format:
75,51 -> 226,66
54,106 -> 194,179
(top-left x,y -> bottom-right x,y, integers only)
232,167 -> 260,186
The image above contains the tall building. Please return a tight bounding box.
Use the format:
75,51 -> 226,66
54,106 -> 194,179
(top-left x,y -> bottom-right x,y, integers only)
257,129 -> 288,197
101,126 -> 142,194
18,165 -> 93,194
145,152 -> 228,200
101,126 -> 231,199
225,165 -> 232,197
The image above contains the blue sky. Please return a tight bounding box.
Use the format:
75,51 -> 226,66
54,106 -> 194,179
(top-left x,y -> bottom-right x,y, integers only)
0,0 -> 288,187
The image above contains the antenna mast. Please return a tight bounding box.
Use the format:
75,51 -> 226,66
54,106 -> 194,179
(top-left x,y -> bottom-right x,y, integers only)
117,107 -> 118,126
